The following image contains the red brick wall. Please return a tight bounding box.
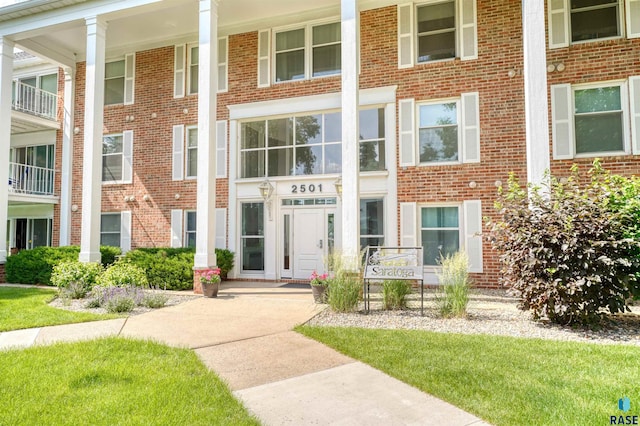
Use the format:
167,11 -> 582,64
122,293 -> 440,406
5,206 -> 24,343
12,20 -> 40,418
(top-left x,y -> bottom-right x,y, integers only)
0,263 -> 6,284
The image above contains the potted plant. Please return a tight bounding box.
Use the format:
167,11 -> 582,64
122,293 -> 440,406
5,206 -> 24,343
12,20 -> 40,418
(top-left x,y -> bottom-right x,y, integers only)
198,267 -> 221,298
309,270 -> 329,303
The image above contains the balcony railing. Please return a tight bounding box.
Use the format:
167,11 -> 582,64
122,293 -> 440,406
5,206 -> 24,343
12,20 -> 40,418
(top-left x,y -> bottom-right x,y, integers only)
8,162 -> 56,196
11,82 -> 58,121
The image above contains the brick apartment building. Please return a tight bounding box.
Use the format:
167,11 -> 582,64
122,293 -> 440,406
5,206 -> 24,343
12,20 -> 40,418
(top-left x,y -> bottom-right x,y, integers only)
1,0 -> 639,287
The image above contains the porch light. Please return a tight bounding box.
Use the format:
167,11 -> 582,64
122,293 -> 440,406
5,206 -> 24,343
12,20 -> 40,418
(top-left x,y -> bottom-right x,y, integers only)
334,177 -> 343,200
258,179 -> 274,220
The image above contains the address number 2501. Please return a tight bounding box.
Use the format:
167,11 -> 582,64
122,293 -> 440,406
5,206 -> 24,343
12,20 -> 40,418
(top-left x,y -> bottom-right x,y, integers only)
291,184 -> 323,194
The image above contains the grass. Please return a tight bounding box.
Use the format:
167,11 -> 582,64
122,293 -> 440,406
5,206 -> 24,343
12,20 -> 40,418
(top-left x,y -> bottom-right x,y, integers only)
0,287 -> 117,332
298,326 -> 640,426
0,338 -> 259,425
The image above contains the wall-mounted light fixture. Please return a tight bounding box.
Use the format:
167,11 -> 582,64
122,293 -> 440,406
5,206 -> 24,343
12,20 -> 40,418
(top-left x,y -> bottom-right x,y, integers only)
143,194 -> 150,202
71,204 -> 78,212
468,181 -> 477,189
73,127 -> 80,135
258,179 -> 275,220
175,193 -> 181,200
334,177 -> 343,200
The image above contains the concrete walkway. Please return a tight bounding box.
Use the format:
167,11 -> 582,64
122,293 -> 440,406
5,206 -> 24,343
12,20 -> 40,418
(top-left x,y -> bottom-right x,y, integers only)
0,282 -> 489,425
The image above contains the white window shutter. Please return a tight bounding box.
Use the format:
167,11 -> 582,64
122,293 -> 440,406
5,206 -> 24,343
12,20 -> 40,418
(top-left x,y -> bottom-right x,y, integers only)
548,0 -> 569,48
174,44 -> 186,98
172,125 -> 184,181
218,37 -> 228,92
463,200 -> 483,273
400,202 -> 417,247
170,209 -> 183,248
120,211 -> 132,253
630,76 -> 640,155
122,130 -> 133,184
398,3 -> 414,68
461,92 -> 480,163
399,98 -> 416,166
258,29 -> 271,87
215,208 -> 227,249
216,120 -> 227,178
627,0 -> 640,38
459,0 -> 477,60
123,53 -> 135,105
551,84 -> 574,159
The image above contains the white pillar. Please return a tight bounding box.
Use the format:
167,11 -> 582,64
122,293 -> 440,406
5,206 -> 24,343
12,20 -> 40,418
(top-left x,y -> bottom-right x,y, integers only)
194,0 -> 218,269
79,17 -> 106,263
0,37 -> 14,263
59,67 -> 75,246
523,0 -> 550,186
341,0 -> 360,262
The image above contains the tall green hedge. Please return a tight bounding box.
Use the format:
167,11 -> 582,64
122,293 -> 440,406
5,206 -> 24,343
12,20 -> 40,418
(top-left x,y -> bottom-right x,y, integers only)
5,246 -> 121,285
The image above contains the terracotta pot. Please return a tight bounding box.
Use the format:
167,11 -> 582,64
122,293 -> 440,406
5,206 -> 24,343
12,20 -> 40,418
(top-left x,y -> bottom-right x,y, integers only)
311,285 -> 327,303
202,282 -> 219,298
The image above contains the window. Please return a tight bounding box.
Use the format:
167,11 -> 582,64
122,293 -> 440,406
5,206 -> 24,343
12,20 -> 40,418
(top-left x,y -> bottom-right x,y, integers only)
177,38 -> 228,97
416,1 -> 456,62
359,108 -> 386,171
360,199 -> 384,249
185,211 -> 197,248
420,206 -> 460,266
241,203 -> 264,271
105,60 -> 124,105
570,0 -> 620,42
274,21 -> 341,83
102,134 -> 123,181
574,85 -> 624,154
188,46 -> 199,95
418,101 -> 459,163
186,126 -> 198,178
100,213 -> 121,248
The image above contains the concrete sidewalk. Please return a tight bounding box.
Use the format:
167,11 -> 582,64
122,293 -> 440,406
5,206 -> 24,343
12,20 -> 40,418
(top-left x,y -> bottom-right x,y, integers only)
0,283 -> 490,425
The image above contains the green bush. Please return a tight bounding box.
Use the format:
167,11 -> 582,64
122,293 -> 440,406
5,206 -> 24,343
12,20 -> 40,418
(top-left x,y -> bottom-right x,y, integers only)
488,162 -> 640,326
97,262 -> 148,288
215,249 -> 235,279
51,261 -> 103,294
435,251 -> 470,318
143,291 -> 169,308
5,246 -> 120,285
59,281 -> 91,300
382,280 -> 413,310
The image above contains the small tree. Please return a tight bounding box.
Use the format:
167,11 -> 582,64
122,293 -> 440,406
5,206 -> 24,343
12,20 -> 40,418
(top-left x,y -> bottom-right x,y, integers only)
488,162 -> 640,326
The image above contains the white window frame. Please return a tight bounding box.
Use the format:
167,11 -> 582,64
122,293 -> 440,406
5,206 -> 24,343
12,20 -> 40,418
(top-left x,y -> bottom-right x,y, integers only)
416,97 -> 462,166
187,44 -> 199,96
184,38 -> 229,96
572,81 -> 630,158
104,59 -> 125,105
100,212 -> 121,248
102,131 -> 133,185
569,0 -> 623,45
415,0 -> 457,64
272,18 -> 341,84
184,210 -> 197,248
418,203 -> 462,269
102,133 -> 124,184
186,125 -> 198,179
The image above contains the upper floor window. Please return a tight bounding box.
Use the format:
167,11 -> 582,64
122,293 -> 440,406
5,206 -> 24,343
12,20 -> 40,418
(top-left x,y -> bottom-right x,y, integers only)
416,1 -> 456,62
102,131 -> 133,184
105,54 -> 135,105
186,126 -> 198,178
418,101 -> 459,163
174,38 -> 228,98
359,108 -> 386,171
574,85 -> 624,154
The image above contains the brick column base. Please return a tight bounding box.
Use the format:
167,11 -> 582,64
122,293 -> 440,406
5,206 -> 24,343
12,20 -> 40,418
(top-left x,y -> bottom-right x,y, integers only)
0,263 -> 6,284
193,268 -> 205,294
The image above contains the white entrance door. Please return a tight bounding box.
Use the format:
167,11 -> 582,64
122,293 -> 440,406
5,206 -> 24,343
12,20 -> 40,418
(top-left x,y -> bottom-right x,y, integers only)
293,209 -> 325,280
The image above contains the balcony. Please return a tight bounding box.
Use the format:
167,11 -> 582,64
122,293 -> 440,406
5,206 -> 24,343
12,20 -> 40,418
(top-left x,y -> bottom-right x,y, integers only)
8,162 -> 56,197
12,82 -> 58,120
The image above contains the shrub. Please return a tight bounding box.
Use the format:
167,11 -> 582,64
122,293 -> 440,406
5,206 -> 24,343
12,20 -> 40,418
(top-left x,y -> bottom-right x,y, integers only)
5,246 -> 121,285
97,262 -> 148,288
324,252 -> 362,313
435,251 -> 470,318
59,281 -> 90,300
51,261 -> 103,294
91,285 -> 145,313
215,249 -> 235,279
143,291 -> 169,308
487,163 -> 640,326
382,280 -> 412,310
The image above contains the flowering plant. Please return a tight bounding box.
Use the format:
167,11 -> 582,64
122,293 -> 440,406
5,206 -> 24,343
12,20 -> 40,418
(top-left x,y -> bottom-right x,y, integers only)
198,267 -> 221,285
309,270 -> 329,287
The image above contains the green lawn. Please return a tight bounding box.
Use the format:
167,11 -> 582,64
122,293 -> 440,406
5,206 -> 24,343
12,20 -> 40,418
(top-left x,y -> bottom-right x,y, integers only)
298,326 -> 640,426
0,338 -> 260,425
0,287 -> 117,332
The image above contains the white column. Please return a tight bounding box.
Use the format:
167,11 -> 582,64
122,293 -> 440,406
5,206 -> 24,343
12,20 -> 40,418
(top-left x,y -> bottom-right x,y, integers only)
79,17 -> 106,263
194,0 -> 218,269
0,37 -> 14,263
523,0 -> 550,187
59,67 -> 75,246
341,0 -> 360,262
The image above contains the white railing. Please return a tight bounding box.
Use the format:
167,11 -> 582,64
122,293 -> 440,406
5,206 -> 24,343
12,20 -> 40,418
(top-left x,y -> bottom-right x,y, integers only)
8,162 -> 56,196
11,82 -> 58,120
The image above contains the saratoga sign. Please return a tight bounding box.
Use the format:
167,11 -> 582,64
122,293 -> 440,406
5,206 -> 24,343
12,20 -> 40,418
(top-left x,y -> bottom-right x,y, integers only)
363,247 -> 423,280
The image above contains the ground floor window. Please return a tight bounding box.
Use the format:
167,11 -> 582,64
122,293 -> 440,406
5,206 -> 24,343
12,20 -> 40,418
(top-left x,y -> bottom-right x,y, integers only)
241,203 -> 264,271
185,211 -> 197,248
6,218 -> 52,251
420,206 -> 460,266
360,198 -> 384,249
100,213 -> 121,248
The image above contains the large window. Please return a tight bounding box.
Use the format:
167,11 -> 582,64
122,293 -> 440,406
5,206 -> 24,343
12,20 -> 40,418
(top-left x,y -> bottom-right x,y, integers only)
102,134 -> 123,182
416,1 -> 456,62
359,108 -> 386,171
570,0 -> 620,42
100,213 -> 121,247
105,60 -> 125,105
360,199 -> 384,249
574,85 -> 624,154
418,101 -> 459,164
421,206 -> 459,266
274,22 -> 341,83
241,203 -> 265,271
